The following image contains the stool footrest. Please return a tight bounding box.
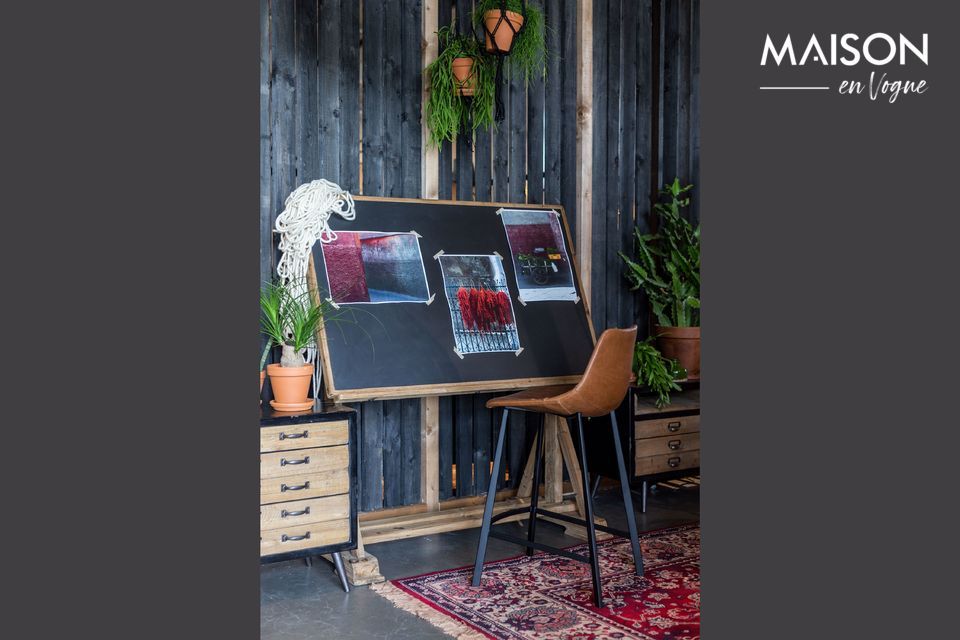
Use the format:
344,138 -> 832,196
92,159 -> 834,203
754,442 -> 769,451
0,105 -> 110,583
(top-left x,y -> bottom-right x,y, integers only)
488,531 -> 593,565
536,508 -> 632,539
489,507 -> 531,525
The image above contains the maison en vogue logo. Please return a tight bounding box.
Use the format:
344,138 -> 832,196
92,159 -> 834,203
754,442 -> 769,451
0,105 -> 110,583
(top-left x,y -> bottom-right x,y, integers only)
760,33 -> 929,103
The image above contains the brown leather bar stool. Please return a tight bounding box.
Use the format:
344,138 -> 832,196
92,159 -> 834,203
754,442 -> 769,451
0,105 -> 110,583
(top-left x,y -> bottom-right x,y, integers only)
471,327 -> 643,608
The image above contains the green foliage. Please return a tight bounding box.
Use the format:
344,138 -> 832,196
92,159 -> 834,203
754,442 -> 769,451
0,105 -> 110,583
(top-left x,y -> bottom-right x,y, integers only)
425,26 -> 496,147
473,0 -> 547,82
619,178 -> 700,328
633,338 -> 682,408
260,279 -> 335,365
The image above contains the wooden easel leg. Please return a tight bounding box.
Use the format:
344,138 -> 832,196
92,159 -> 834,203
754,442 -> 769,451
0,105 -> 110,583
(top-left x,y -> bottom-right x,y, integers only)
515,431 -> 540,499
341,520 -> 385,586
421,396 -> 440,511
557,416 -> 609,540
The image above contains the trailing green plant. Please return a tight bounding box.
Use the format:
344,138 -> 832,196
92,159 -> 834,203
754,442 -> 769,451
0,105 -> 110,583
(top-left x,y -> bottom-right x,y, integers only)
633,337 -> 682,408
619,178 -> 700,328
425,26 -> 496,146
259,279 -> 335,367
473,0 -> 546,81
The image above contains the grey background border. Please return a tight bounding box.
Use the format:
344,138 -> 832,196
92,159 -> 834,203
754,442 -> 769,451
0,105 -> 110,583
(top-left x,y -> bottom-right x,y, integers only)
702,1 -> 960,637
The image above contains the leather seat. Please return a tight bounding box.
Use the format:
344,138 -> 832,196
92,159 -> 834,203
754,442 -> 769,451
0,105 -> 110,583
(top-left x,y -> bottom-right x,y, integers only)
487,326 -> 637,417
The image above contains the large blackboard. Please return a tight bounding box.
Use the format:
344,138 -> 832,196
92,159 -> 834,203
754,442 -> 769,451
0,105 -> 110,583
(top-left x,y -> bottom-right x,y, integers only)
309,196 -> 596,401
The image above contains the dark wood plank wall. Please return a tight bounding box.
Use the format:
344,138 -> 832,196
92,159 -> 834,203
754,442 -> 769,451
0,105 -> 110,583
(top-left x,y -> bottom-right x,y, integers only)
260,0 -> 699,511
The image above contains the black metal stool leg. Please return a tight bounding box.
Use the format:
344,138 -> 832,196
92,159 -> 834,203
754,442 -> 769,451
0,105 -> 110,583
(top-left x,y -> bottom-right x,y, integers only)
610,411 -> 644,576
575,413 -> 604,607
331,552 -> 350,593
525,413 -> 546,556
472,408 -> 509,586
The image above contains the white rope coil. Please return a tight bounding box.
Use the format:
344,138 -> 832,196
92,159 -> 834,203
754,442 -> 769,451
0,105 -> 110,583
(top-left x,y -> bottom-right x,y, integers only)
274,179 -> 356,399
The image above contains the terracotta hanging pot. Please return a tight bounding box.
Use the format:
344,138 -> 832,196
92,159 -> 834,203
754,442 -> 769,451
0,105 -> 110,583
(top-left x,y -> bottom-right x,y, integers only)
267,363 -> 314,410
654,326 -> 700,380
260,370 -> 266,405
451,57 -> 477,96
483,9 -> 524,53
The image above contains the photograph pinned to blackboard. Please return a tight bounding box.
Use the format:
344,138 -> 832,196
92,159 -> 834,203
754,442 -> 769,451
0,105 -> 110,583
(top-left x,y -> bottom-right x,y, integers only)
319,231 -> 433,304
499,208 -> 579,303
436,253 -> 521,358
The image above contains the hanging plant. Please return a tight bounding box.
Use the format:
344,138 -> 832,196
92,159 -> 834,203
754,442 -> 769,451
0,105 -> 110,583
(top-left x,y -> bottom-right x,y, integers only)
472,0 -> 546,81
425,26 -> 496,147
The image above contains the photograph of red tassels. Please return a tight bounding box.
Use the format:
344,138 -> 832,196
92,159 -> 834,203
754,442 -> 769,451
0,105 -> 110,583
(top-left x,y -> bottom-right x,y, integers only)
437,254 -> 521,355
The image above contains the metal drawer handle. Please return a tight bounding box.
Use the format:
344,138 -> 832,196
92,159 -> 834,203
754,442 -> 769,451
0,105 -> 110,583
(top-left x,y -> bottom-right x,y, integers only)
280,430 -> 308,440
281,481 -> 310,492
281,532 -> 311,542
281,456 -> 310,466
668,439 -> 682,450
667,421 -> 681,432
668,456 -> 681,468
281,506 -> 311,518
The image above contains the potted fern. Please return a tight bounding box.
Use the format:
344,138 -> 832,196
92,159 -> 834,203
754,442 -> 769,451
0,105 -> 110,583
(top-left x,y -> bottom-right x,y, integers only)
425,27 -> 496,146
260,279 -> 327,411
473,0 -> 546,80
619,178 -> 701,379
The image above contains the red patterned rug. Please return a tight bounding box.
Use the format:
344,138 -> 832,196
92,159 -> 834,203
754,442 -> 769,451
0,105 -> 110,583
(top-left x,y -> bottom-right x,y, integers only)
371,523 -> 700,640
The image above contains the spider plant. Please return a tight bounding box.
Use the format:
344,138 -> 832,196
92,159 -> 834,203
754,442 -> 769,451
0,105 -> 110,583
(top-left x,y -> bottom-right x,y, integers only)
425,26 -> 496,146
473,0 -> 546,81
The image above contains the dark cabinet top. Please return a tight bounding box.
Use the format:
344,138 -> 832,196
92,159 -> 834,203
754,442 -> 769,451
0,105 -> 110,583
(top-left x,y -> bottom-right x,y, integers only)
259,401 -> 356,427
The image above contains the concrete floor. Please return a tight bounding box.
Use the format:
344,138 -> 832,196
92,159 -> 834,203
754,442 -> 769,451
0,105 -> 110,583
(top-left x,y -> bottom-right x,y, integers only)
260,485 -> 700,640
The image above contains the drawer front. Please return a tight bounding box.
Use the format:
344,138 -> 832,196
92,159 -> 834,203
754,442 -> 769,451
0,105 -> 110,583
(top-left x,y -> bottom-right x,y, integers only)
260,445 -> 348,479
260,518 -> 350,556
260,494 -> 350,531
260,420 -> 349,453
634,414 -> 700,440
635,450 -> 700,476
260,469 -> 350,504
634,433 -> 700,457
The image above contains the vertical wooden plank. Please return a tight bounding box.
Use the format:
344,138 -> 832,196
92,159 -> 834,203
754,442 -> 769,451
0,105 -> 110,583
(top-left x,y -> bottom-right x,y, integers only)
383,2 -> 404,196
676,0 -> 691,190
507,71 -> 525,203
618,0 -> 638,328
689,0 -> 701,224
475,123 -> 493,200
454,0 -> 474,201
590,0 -> 608,331
527,51 -> 545,204
437,0 -> 454,199
575,0 -> 593,302
420,396 -> 439,508
296,0 -> 320,184
260,0 -> 273,289
339,0 -> 361,192
401,0 -> 423,199
269,0 -> 296,269
400,398 -> 423,504
361,401 -> 384,511
473,393 -> 491,493
422,0 -> 440,199
363,0 -> 386,195
559,0 -> 578,230
382,400 -> 403,507
318,0 -> 341,182
438,395 -> 454,499
543,0 -> 562,205
603,0 -> 622,331
660,0 -> 680,185
455,395 -> 475,496
543,415 -> 563,503
634,0 -> 655,336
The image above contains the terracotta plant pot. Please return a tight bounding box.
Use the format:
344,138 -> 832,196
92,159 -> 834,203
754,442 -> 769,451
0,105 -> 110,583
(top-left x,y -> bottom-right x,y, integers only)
260,370 -> 266,393
451,57 -> 476,96
483,9 -> 524,53
266,363 -> 314,405
654,326 -> 700,380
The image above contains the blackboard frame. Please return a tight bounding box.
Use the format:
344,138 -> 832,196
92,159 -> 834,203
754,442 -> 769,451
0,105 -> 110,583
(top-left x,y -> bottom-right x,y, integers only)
308,196 -> 597,402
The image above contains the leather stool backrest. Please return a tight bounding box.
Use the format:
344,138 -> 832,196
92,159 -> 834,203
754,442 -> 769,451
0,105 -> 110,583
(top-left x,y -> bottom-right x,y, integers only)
567,326 -> 637,417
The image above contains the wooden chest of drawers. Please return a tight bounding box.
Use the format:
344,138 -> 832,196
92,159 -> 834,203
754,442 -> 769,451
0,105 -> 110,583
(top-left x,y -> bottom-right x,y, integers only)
584,384 -> 700,511
259,404 -> 357,563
